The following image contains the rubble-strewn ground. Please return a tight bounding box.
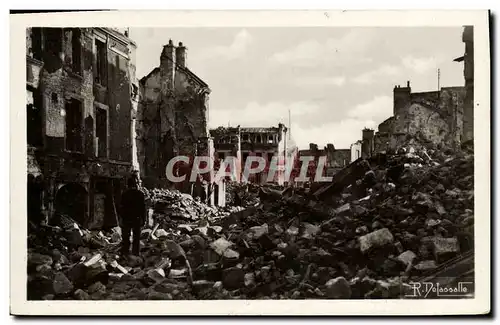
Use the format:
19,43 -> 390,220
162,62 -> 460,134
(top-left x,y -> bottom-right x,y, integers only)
27,144 -> 474,300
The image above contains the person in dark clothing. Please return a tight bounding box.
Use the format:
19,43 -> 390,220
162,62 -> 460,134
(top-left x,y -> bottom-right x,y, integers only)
120,175 -> 146,256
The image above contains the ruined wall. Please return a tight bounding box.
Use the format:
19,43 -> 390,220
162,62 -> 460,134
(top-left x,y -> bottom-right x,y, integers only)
439,87 -> 465,145
379,83 -> 466,154
136,72 -> 172,186
392,103 -> 450,148
107,41 -> 133,162
361,128 -> 375,158
137,47 -> 210,188
378,117 -> 394,133
463,26 -> 474,144
174,70 -> 210,157
350,141 -> 362,162
32,28 -> 134,161
40,28 -> 95,156
410,91 -> 440,104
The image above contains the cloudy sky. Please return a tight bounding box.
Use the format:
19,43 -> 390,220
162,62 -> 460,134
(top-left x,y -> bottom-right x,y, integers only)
130,27 -> 465,150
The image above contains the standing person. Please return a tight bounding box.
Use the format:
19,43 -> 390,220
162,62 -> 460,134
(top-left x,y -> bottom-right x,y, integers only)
120,173 -> 146,256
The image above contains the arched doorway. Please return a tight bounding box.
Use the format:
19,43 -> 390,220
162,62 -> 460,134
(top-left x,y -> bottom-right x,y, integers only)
54,183 -> 88,225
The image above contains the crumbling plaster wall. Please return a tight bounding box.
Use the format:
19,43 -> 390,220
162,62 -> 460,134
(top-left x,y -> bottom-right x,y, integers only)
392,103 -> 450,149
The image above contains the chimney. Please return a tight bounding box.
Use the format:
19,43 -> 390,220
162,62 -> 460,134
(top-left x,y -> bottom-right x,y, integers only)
176,41 -> 187,68
393,81 -> 411,116
160,39 -> 176,90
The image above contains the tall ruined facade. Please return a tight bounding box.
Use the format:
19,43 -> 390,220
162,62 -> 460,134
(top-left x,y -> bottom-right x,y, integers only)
137,40 -> 211,189
372,81 -> 465,154
26,27 -> 138,229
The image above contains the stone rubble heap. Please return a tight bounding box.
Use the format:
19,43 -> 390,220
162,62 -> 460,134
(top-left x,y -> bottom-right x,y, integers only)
27,145 -> 474,300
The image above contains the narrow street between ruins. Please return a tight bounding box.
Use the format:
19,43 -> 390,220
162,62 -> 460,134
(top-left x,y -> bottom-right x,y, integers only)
27,142 -> 474,300
24,25 -> 477,303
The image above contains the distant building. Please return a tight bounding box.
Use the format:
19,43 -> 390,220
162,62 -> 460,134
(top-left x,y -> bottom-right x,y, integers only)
210,124 -> 297,185
294,142 -> 351,187
26,27 -> 137,229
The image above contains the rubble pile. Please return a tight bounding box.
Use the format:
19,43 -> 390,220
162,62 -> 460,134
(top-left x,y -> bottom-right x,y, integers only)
225,182 -> 261,207
143,187 -> 244,229
27,146 -> 474,300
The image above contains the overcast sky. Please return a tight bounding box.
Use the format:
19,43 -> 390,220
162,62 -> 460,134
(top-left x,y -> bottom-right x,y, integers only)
130,27 -> 465,150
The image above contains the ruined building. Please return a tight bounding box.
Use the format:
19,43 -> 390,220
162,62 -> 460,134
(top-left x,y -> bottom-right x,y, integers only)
370,81 -> 465,154
298,143 -> 351,178
137,40 -> 212,189
454,26 -> 474,145
26,27 -> 138,229
210,124 -> 296,185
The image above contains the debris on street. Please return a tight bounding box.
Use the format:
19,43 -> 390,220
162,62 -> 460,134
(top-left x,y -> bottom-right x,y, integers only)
27,145 -> 474,300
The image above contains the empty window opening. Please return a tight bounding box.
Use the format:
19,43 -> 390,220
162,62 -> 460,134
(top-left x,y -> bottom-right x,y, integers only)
31,28 -> 43,60
268,134 -> 274,144
44,28 -> 62,57
95,39 -> 107,86
96,107 -> 107,158
65,98 -> 83,152
72,29 -> 82,74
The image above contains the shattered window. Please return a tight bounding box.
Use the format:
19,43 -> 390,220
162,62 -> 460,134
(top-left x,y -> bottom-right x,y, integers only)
95,38 -> 107,86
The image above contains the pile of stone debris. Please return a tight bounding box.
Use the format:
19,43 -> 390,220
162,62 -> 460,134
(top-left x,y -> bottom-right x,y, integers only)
27,145 -> 474,300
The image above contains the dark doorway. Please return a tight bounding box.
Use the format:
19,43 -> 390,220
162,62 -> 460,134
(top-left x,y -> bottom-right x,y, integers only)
54,183 -> 88,225
27,175 -> 43,224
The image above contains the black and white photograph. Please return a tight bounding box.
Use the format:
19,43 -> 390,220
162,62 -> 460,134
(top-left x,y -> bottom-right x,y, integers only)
10,10 -> 490,315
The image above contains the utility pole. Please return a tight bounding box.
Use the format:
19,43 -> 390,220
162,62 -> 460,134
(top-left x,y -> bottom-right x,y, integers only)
288,109 -> 291,140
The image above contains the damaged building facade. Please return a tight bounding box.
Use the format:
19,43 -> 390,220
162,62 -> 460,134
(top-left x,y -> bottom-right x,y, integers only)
351,80 -> 465,158
26,27 -> 138,229
210,124 -> 296,185
373,81 -> 465,153
297,143 -> 351,182
137,40 -> 213,191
